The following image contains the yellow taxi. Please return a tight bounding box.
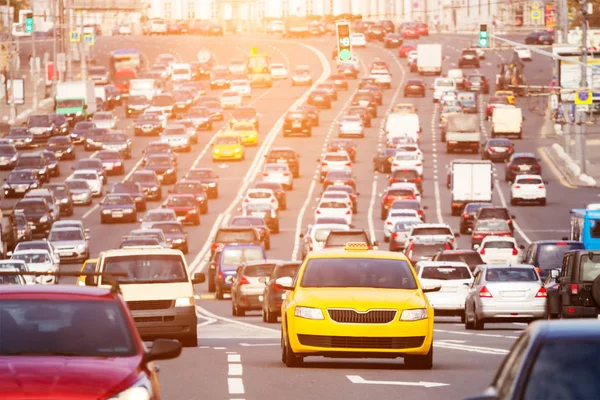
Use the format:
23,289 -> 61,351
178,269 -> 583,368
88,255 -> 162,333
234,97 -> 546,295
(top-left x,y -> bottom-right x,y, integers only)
392,103 -> 417,114
494,90 -> 515,105
276,242 -> 438,369
227,122 -> 258,146
77,258 -> 97,286
212,133 -> 245,161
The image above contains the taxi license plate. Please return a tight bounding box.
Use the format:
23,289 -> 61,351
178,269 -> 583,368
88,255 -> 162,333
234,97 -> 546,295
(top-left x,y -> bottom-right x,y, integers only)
334,180 -> 344,185
502,291 -> 525,297
112,212 -> 123,218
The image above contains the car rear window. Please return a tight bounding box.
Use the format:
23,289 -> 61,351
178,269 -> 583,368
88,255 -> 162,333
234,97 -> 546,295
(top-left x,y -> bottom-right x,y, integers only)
221,248 -> 264,267
513,157 -> 537,165
478,209 -> 509,219
412,243 -> 447,259
243,264 -> 275,277
421,266 -> 471,280
535,243 -> 584,270
483,240 -> 515,249
215,229 -> 257,243
412,227 -> 452,236
485,268 -> 537,281
388,189 -> 414,196
269,150 -> 294,159
325,232 -> 369,247
580,256 -> 600,282
392,170 -> 418,179
274,265 -> 300,279
324,155 -> 349,162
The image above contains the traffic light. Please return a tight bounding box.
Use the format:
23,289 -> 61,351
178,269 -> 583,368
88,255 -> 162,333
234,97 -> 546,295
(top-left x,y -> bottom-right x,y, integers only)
336,21 -> 352,61
25,12 -> 33,33
479,24 -> 488,47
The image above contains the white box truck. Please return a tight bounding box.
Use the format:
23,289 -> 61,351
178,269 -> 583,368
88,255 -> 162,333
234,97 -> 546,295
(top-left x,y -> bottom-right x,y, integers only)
417,44 -> 442,75
491,107 -> 523,139
450,160 -> 493,215
445,114 -> 480,153
55,80 -> 97,125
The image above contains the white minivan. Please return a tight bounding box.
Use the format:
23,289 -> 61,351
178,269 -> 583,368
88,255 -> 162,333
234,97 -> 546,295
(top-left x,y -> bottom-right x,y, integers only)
433,77 -> 457,102
86,248 -> 205,347
171,63 -> 192,82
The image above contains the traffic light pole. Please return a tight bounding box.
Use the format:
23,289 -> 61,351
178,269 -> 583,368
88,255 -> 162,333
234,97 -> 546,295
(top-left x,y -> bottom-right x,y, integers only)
30,5 -> 38,110
576,0 -> 589,175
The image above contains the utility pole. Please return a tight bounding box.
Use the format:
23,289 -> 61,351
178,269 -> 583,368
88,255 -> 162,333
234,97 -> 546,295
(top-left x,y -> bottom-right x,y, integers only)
7,0 -> 16,123
30,2 -> 38,110
576,0 -> 589,174
66,0 -> 73,81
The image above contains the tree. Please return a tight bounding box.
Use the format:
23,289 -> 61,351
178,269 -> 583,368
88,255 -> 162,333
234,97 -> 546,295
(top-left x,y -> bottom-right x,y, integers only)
568,0 -> 600,28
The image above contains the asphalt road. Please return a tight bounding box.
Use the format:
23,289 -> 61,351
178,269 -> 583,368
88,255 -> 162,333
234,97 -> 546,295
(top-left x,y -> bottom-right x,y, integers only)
3,32 -> 597,399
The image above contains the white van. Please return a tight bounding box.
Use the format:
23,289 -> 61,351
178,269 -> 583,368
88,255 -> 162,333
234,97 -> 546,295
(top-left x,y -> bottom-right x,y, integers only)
385,113 -> 421,142
433,77 -> 457,102
129,78 -> 161,100
491,107 -> 523,139
447,69 -> 465,89
171,63 -> 192,82
86,248 -> 205,347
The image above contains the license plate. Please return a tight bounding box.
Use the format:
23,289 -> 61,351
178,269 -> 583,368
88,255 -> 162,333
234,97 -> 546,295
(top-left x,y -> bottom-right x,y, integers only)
502,291 -> 525,297
293,122 -> 301,128
60,251 -> 73,257
520,165 -> 531,171
15,187 -> 25,192
113,212 -> 123,218
493,147 -> 506,152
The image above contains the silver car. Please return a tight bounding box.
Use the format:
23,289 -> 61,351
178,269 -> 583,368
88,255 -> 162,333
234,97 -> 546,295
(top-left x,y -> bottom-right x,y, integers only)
10,249 -> 58,284
91,111 -> 118,130
65,179 -> 93,205
231,260 -> 277,316
128,228 -> 169,248
160,124 -> 191,152
338,115 -> 364,138
464,264 -> 546,330
140,209 -> 177,230
48,227 -> 90,263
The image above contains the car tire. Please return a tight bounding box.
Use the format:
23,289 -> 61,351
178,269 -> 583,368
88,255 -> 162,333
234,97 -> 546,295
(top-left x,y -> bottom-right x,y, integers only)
181,331 -> 198,348
194,216 -> 200,225
465,308 -> 475,330
216,285 -> 224,300
266,307 -> 277,323
380,209 -> 387,220
282,333 -> 303,367
208,277 -> 216,293
404,346 -> 433,370
460,313 -> 466,324
182,245 -> 189,254
473,309 -> 485,330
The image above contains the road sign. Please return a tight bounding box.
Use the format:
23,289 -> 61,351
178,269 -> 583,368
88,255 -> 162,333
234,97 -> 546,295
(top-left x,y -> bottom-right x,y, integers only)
69,31 -> 80,42
84,33 -> 95,46
197,50 -> 211,63
575,91 -> 593,105
532,1 -> 540,10
576,104 -> 590,112
413,2 -> 419,8
56,52 -> 66,72
531,9 -> 542,20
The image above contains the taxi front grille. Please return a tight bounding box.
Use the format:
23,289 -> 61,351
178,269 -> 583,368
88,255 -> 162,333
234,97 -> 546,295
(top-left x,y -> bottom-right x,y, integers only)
127,300 -> 173,310
297,334 -> 425,349
327,309 -> 397,324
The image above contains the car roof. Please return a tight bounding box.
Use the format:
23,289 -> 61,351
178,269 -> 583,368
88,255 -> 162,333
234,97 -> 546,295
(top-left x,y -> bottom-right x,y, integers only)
243,259 -> 284,266
417,261 -> 470,267
483,263 -> 535,270
529,319 -> 600,339
0,284 -> 117,298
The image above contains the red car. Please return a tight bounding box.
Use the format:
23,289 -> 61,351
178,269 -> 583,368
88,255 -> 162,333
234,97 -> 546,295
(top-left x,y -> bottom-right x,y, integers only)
401,26 -> 419,39
398,45 -> 416,57
162,193 -> 201,225
415,23 -> 429,36
0,280 -> 183,398
485,96 -> 510,119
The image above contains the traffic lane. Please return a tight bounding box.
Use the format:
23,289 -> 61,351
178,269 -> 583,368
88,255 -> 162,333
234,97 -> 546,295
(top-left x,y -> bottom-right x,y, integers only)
83,40 -> 324,260
231,340 -> 504,400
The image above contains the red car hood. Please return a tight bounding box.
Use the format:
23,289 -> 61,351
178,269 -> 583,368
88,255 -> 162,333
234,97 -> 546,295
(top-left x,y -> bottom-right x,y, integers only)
0,355 -> 141,399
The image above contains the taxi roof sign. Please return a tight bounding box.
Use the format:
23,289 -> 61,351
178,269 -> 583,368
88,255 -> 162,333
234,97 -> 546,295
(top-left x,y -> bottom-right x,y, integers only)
251,47 -> 258,55
344,242 -> 369,251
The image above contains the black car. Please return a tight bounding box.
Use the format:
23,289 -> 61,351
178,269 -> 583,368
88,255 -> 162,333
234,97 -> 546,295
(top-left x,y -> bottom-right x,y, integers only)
83,128 -> 108,151
173,90 -> 194,117
523,240 -> 584,281
13,197 -> 53,237
119,236 -> 160,248
465,74 -> 490,94
134,114 -> 163,136
126,95 -> 150,117
327,74 -> 349,91
7,127 -> 33,149
351,90 -> 378,117
111,182 -> 147,211
3,169 -> 40,198
142,142 -> 177,166
404,79 -> 426,97
44,183 -> 74,217
72,157 -> 106,184
383,33 -> 403,48
99,193 -> 137,224
70,121 -> 95,144
322,170 -> 355,191
203,101 -> 224,121
96,150 -> 125,175
458,48 -> 480,68
26,114 -> 55,143
14,211 -> 32,243
0,144 -> 17,170
373,148 -> 398,173
40,150 -> 60,178
505,152 -> 542,182
524,30 -> 554,45
130,170 -> 162,201
14,153 -> 49,183
150,221 -> 188,253
205,22 -> 223,36
229,216 -> 272,250
481,138 -> 514,162
307,89 -> 332,109
186,107 -> 213,131
104,84 -> 122,107
46,136 -> 75,160
144,154 -> 177,185
265,147 -> 300,179
170,180 -> 208,214
262,261 -> 302,322
254,181 -> 286,210
328,139 -> 357,162
367,23 -> 385,41
282,110 -> 312,137
102,132 -> 132,159
459,202 -> 495,233
49,113 -> 69,136
185,168 -> 219,198
346,105 -> 372,127
316,83 -> 338,101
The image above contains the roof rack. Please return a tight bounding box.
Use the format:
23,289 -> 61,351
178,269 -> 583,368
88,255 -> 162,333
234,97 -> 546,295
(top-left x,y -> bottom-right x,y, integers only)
0,272 -> 127,294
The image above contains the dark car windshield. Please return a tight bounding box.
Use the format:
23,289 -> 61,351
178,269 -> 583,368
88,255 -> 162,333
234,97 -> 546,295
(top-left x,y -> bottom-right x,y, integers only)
152,223 -> 183,234
421,266 -> 471,280
16,157 -> 43,168
243,264 -> 275,277
0,299 -> 135,357
104,254 -> 187,283
103,195 -> 132,206
486,268 -> 538,281
325,232 -> 369,247
215,229 -> 257,243
536,243 -> 584,271
15,201 -> 46,214
478,209 -> 510,219
301,258 -> 417,289
412,243 -> 447,259
434,252 -> 484,268
166,196 -> 195,207
132,173 -> 156,183
8,171 -> 35,181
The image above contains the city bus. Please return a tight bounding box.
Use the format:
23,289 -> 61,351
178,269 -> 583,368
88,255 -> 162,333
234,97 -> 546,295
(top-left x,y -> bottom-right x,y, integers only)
109,49 -> 143,79
570,204 -> 600,249
247,49 -> 272,88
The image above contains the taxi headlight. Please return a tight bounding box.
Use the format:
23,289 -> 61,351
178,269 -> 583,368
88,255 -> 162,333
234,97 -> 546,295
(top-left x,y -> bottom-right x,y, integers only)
294,306 -> 324,320
175,297 -> 194,307
234,147 -> 241,153
213,148 -> 220,154
400,308 -> 428,321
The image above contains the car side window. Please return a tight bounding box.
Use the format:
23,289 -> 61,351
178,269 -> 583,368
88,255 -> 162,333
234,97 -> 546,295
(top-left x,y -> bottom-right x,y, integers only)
493,333 -> 530,398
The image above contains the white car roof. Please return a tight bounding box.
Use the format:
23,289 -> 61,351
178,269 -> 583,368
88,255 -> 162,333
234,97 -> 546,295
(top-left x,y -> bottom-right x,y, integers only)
417,261 -> 471,268
480,235 -> 518,244
412,223 -> 451,229
247,188 -> 274,194
231,80 -> 250,85
12,249 -> 51,255
270,63 -> 285,68
514,174 -> 543,180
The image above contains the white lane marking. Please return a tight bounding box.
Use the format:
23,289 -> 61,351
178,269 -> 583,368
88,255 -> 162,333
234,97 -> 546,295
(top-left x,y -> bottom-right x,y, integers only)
228,364 -> 243,376
195,306 -> 280,333
495,181 -> 532,244
435,340 -> 509,355
214,347 -> 226,350
189,213 -> 224,273
228,354 -> 241,363
367,175 -> 379,241
347,375 -> 449,388
239,342 -> 280,347
435,328 -> 519,339
430,103 -> 444,223
228,378 -> 245,395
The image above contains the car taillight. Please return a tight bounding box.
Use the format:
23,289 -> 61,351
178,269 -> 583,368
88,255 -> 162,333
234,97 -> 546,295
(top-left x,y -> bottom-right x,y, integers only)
473,234 -> 484,239
321,162 -> 327,166
514,185 -> 521,188
390,178 -> 397,183
506,147 -> 513,152
417,210 -> 424,215
316,209 -> 321,214
510,165 -> 518,169
512,247 -> 518,255
415,163 -> 422,167
479,248 -> 485,255
414,177 -> 421,183
392,232 -> 399,239
479,286 -> 493,298
444,242 -> 451,250
345,162 -> 352,167
538,185 -> 545,189
218,271 -> 224,281
463,214 -> 469,219
244,198 -> 249,202
535,286 -> 547,298
535,267 -> 541,275
346,210 -> 351,214
283,172 -> 290,176
239,276 -> 250,285
386,221 -> 393,225
263,172 -> 269,176
571,284 -> 578,295
407,243 -> 414,259
534,164 -> 540,169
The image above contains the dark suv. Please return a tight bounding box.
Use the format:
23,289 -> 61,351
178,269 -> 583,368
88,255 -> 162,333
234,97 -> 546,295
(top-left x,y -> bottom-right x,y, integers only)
524,30 -> 554,45
13,198 -> 54,237
265,147 -> 300,178
282,111 -> 311,137
547,250 -> 600,319
459,202 -> 494,233
475,206 -> 516,232
523,240 -> 585,281
458,49 -> 480,68
505,152 -> 542,182
324,229 -> 378,249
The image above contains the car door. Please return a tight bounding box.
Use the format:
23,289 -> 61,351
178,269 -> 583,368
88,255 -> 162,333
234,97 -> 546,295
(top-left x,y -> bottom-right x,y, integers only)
231,265 -> 244,304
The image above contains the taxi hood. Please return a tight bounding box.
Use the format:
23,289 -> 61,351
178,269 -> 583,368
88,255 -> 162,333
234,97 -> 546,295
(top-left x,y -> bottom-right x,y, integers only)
294,287 -> 428,310
0,355 -> 141,398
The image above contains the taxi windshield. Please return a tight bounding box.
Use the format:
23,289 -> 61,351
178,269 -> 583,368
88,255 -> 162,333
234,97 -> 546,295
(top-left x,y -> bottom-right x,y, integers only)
301,258 -> 417,289
215,137 -> 238,145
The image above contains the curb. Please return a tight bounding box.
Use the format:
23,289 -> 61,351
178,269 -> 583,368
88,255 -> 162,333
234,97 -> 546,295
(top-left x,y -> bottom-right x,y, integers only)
542,144 -> 598,187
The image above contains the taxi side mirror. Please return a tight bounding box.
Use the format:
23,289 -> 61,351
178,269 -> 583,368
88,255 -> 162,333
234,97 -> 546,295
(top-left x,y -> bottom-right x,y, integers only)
274,276 -> 294,291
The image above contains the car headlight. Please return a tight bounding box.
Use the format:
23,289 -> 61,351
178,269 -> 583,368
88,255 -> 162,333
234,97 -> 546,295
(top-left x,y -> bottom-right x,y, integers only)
294,306 -> 324,320
75,111 -> 82,116
150,187 -> 158,191
25,137 -> 32,142
77,244 -> 86,251
208,182 -> 216,187
173,238 -> 184,243
102,209 -> 111,214
108,380 -> 151,400
3,184 -> 9,189
175,297 -> 194,307
124,209 -> 133,213
166,168 -> 174,174
281,293 -> 286,300
213,148 -> 220,154
61,197 -> 69,203
39,216 -> 48,223
400,308 -> 428,321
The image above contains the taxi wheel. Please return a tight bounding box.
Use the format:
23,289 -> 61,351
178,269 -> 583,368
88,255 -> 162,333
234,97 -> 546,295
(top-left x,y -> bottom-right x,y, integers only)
282,334 -> 303,367
404,346 -> 433,370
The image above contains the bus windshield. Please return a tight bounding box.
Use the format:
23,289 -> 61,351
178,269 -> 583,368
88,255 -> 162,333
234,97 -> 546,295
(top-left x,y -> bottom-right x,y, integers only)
112,52 -> 141,71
